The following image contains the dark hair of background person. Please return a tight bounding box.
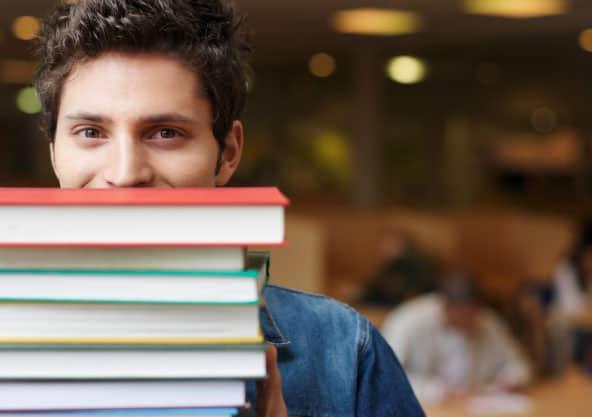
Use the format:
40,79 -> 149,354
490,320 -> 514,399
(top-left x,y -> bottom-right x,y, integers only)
439,274 -> 482,305
33,0 -> 253,150
569,220 -> 592,291
360,227 -> 439,306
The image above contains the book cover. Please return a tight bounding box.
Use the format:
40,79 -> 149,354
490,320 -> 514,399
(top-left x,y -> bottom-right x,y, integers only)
0,187 -> 289,206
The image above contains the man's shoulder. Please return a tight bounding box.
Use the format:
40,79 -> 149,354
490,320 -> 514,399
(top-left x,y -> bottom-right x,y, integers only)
261,286 -> 426,417
262,284 -> 368,345
263,284 -> 365,325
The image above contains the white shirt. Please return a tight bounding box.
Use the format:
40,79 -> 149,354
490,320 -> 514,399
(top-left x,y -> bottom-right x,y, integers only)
381,294 -> 532,404
553,262 -> 591,318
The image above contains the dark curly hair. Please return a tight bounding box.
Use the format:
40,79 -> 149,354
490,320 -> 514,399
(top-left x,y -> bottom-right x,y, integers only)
34,0 -> 252,149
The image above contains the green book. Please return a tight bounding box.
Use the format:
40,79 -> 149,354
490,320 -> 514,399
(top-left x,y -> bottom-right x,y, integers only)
0,252 -> 269,305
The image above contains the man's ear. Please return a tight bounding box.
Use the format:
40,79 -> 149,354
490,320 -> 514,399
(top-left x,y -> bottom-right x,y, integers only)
215,120 -> 244,186
49,141 -> 60,182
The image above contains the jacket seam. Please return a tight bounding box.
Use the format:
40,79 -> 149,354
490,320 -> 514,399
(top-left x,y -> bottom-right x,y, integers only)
260,304 -> 291,346
266,284 -> 363,316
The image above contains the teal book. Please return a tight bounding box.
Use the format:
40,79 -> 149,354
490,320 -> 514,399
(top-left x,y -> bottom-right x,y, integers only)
0,252 -> 269,305
0,253 -> 269,345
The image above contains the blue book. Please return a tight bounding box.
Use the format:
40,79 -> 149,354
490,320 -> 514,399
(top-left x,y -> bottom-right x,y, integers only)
0,409 -> 238,416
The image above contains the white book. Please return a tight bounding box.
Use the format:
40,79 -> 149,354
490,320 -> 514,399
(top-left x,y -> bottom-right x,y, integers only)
0,380 -> 246,410
0,246 -> 245,271
0,303 -> 261,344
0,347 -> 266,379
0,188 -> 287,246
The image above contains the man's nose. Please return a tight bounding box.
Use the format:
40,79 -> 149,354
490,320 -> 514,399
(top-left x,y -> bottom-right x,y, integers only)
103,136 -> 155,187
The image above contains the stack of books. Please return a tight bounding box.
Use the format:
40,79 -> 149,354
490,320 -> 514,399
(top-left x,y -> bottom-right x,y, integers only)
0,187 -> 288,417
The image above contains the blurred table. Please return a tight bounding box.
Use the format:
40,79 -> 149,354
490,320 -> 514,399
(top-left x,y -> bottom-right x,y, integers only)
423,369 -> 592,417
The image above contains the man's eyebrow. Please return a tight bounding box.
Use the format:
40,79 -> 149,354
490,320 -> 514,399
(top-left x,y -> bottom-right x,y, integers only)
63,113 -> 196,124
138,113 -> 196,124
64,113 -> 112,123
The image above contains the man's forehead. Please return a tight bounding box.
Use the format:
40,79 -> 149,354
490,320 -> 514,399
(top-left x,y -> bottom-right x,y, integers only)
58,52 -> 210,122
65,52 -> 204,93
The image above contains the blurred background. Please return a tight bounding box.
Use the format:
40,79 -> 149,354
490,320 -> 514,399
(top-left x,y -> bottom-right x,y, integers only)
2,0 -> 592,414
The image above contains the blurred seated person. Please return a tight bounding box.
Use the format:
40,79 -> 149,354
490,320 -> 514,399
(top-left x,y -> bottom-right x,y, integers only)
360,228 -> 437,306
510,280 -> 550,377
573,329 -> 592,376
381,275 -> 532,404
553,221 -> 592,321
549,222 -> 592,373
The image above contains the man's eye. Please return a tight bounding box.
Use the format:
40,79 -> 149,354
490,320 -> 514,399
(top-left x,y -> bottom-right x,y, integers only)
76,128 -> 102,138
157,128 -> 180,139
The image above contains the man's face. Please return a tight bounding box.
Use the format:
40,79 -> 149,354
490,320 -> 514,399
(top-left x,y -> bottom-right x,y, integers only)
51,52 -> 243,188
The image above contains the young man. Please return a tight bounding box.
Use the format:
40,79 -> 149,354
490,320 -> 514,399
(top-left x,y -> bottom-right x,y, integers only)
34,1 -> 424,416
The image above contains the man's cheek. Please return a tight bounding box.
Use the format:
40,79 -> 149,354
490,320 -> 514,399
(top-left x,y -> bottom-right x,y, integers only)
158,154 -> 216,187
59,156 -> 101,187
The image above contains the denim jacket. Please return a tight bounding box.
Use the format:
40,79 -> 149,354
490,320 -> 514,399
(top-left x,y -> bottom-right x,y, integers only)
246,285 -> 425,417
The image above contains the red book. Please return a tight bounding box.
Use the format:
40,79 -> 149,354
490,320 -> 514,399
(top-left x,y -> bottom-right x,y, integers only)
0,187 -> 288,246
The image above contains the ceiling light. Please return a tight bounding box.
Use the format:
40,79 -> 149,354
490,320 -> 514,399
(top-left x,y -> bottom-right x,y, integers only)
309,53 -> 336,78
579,28 -> 592,53
332,8 -> 422,36
12,16 -> 40,41
16,87 -> 41,114
386,56 -> 428,84
463,0 -> 568,18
